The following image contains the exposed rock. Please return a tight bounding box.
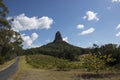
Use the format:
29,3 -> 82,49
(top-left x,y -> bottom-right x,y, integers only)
53,31 -> 63,43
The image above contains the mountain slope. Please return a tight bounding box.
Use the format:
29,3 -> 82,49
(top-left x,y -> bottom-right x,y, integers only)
38,31 -> 83,60
26,31 -> 83,61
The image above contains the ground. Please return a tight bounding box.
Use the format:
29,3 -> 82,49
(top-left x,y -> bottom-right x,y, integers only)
9,56 -> 75,80
9,56 -> 120,80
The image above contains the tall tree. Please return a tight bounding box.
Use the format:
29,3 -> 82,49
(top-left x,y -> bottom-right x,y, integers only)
0,0 -> 23,61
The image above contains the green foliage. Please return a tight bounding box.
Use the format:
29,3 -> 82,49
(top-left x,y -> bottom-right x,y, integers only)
81,43 -> 117,73
89,43 -> 120,66
26,54 -> 82,71
26,54 -> 57,69
25,41 -> 82,61
80,52 -> 115,73
80,54 -> 105,73
0,0 -> 23,63
0,56 -> 4,64
4,52 -> 17,61
56,59 -> 71,71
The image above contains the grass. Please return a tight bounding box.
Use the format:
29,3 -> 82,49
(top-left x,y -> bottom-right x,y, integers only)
26,54 -> 83,70
9,56 -> 75,80
0,58 -> 16,71
9,56 -> 33,80
9,55 -> 120,80
74,72 -> 120,80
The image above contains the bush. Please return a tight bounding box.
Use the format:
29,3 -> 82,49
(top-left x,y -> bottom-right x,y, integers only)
56,60 -> 70,71
26,54 -> 82,70
80,54 -> 105,73
26,54 -> 68,69
0,56 -> 4,64
80,53 -> 115,73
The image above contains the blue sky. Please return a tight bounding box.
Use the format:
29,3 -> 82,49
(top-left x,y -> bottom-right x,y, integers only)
4,0 -> 120,48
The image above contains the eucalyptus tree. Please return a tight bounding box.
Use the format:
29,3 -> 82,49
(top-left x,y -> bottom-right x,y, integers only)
0,0 -> 23,62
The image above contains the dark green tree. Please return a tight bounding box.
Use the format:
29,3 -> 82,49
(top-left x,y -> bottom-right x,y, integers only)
0,0 -> 23,62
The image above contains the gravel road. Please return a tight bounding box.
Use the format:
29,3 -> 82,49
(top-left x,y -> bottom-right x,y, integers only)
0,58 -> 19,80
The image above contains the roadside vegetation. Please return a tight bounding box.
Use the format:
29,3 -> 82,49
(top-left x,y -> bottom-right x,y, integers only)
25,43 -> 120,79
9,56 -> 120,80
26,54 -> 82,71
0,0 -> 23,64
0,58 -> 16,71
26,43 -> 120,71
9,56 -> 80,80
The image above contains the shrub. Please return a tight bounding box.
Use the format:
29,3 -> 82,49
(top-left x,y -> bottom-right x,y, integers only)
56,60 -> 70,71
0,56 -> 4,64
80,53 -> 115,73
80,54 -> 105,73
26,55 -> 70,69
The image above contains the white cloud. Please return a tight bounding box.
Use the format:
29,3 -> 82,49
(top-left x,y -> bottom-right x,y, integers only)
116,24 -> 120,29
83,16 -> 86,19
116,32 -> 120,37
30,44 -> 42,48
63,37 -> 68,42
21,32 -> 39,48
112,0 -> 120,2
21,34 -> 32,47
9,13 -> 53,31
31,33 -> 39,41
77,24 -> 84,29
79,27 -> 95,35
83,11 -> 99,21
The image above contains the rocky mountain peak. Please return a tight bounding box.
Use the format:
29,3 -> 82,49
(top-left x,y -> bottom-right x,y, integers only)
53,31 -> 63,43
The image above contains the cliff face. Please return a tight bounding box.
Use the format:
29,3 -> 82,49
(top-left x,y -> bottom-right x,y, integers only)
53,31 -> 63,43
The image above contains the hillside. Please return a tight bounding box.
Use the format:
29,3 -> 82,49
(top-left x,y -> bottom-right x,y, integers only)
26,31 -> 83,61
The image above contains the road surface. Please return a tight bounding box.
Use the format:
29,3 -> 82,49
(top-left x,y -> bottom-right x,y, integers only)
0,58 -> 19,80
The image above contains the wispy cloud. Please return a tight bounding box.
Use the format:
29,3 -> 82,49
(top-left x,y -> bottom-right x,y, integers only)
112,0 -> 120,3
116,24 -> 120,29
115,24 -> 120,37
116,32 -> 120,37
77,24 -> 84,29
83,11 -> 99,21
8,13 -> 53,32
79,27 -> 95,35
30,44 -> 42,48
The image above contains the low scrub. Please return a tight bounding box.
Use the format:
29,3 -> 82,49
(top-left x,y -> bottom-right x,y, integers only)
26,54 -> 82,71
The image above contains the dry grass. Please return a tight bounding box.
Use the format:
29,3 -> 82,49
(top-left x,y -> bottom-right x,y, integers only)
0,58 -> 16,71
9,56 -> 120,80
9,56 -> 75,80
74,72 -> 120,80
